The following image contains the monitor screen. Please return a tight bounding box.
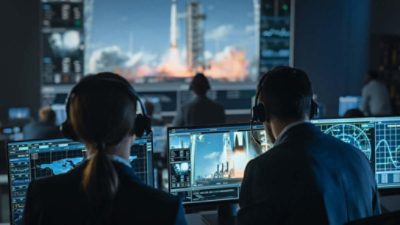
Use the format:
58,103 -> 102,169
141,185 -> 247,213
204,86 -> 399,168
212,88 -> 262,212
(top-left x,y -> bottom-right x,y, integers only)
338,96 -> 362,116
168,123 -> 267,205
312,118 -> 375,162
8,108 -> 30,120
374,118 -> 400,189
1,126 -> 23,141
312,117 -> 400,189
50,104 -> 67,125
86,0 -> 259,83
7,135 -> 153,225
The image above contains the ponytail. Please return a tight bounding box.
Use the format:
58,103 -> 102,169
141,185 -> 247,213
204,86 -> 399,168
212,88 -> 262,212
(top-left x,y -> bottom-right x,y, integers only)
82,142 -> 119,225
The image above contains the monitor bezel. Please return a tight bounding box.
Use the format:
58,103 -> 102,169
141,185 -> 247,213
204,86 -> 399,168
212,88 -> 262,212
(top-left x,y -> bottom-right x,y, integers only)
167,122 -> 264,207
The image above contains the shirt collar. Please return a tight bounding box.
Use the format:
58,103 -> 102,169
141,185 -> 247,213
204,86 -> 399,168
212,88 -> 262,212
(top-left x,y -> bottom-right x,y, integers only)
274,121 -> 310,146
110,155 -> 132,168
86,154 -> 132,168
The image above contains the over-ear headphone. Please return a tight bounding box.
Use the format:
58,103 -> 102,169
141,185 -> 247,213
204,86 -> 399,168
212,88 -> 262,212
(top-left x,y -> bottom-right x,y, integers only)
61,74 -> 152,141
251,69 -> 318,124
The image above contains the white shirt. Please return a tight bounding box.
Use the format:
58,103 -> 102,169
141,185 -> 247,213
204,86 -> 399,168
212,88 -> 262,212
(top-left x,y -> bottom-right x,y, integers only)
361,80 -> 392,116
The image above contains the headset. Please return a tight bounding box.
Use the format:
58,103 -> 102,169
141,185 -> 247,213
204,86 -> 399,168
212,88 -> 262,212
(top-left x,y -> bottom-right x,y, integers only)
61,74 -> 152,141
250,68 -> 319,145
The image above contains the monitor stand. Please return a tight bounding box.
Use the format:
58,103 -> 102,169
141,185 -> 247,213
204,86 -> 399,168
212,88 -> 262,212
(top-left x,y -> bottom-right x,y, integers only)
201,203 -> 238,225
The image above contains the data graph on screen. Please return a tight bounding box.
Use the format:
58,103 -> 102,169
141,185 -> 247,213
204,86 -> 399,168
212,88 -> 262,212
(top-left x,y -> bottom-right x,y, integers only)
313,120 -> 374,161
375,119 -> 400,188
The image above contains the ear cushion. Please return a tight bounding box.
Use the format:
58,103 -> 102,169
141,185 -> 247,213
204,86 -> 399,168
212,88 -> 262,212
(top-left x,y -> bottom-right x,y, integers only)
60,120 -> 78,141
133,114 -> 151,137
310,100 -> 318,119
252,103 -> 266,123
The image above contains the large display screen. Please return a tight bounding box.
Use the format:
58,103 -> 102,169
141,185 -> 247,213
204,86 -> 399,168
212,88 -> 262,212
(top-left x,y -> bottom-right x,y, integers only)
86,0 -> 259,83
41,0 -> 84,85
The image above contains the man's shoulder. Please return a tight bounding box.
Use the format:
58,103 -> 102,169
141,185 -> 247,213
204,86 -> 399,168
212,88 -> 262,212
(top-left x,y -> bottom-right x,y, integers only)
248,142 -> 294,171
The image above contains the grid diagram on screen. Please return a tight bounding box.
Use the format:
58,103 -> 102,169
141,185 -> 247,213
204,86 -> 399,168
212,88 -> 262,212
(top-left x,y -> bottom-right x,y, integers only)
30,150 -> 85,180
314,122 -> 375,161
375,120 -> 400,187
131,143 -> 148,184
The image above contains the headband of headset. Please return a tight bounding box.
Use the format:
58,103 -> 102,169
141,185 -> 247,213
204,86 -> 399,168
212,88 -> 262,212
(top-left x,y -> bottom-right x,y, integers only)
252,67 -> 318,123
61,73 -> 151,141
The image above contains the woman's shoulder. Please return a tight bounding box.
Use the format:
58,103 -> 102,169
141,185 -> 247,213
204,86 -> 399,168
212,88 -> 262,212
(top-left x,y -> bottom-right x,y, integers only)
120,178 -> 180,206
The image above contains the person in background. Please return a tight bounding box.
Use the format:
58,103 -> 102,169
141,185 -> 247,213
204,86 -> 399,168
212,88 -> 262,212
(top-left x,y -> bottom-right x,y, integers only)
344,108 -> 365,118
238,66 -> 380,225
360,71 -> 392,116
23,106 -> 62,140
173,73 -> 225,126
144,101 -> 164,126
22,73 -> 187,225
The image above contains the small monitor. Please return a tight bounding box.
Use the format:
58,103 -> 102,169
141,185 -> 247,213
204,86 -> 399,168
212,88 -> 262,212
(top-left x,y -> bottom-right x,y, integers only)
168,123 -> 267,205
152,126 -> 167,153
8,107 -> 30,120
338,96 -> 362,116
50,104 -> 67,125
7,134 -> 153,225
1,126 -> 23,141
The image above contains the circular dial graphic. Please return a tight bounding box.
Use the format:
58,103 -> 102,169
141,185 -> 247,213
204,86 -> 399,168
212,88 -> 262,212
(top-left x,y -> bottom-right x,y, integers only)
324,124 -> 372,160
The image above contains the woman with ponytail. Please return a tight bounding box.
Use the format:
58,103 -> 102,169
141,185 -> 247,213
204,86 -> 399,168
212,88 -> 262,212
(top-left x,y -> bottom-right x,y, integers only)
23,73 -> 187,225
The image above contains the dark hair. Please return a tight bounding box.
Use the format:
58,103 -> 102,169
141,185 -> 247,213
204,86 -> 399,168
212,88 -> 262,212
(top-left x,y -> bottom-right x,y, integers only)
259,66 -> 313,121
144,101 -> 154,117
69,73 -> 136,224
39,106 -> 56,124
190,73 -> 210,96
343,108 -> 364,118
368,70 -> 379,80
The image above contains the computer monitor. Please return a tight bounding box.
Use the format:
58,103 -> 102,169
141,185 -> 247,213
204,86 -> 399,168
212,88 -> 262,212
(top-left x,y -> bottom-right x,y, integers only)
312,117 -> 400,189
338,96 -> 362,116
373,117 -> 400,189
8,107 -> 30,120
168,123 -> 267,205
7,134 -> 153,225
1,126 -> 23,141
50,104 -> 67,125
152,126 -> 167,153
311,118 -> 375,163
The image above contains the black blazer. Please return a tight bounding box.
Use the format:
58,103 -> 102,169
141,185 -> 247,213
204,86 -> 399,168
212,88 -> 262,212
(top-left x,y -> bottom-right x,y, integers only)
23,161 -> 187,225
173,96 -> 225,126
238,123 -> 380,225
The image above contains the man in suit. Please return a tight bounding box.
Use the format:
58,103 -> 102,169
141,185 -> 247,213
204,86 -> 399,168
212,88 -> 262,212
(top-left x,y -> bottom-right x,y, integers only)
173,73 -> 225,126
238,66 -> 380,225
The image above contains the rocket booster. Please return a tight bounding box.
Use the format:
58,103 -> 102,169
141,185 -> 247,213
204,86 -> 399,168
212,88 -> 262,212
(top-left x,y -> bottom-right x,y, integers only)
170,0 -> 178,48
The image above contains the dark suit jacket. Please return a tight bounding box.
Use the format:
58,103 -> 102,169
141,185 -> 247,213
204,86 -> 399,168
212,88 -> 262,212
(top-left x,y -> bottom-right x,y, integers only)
173,96 -> 225,126
23,161 -> 187,225
238,123 -> 380,225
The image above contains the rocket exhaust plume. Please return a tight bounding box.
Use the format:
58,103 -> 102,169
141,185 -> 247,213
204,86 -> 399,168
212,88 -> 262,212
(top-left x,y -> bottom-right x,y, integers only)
170,0 -> 178,48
